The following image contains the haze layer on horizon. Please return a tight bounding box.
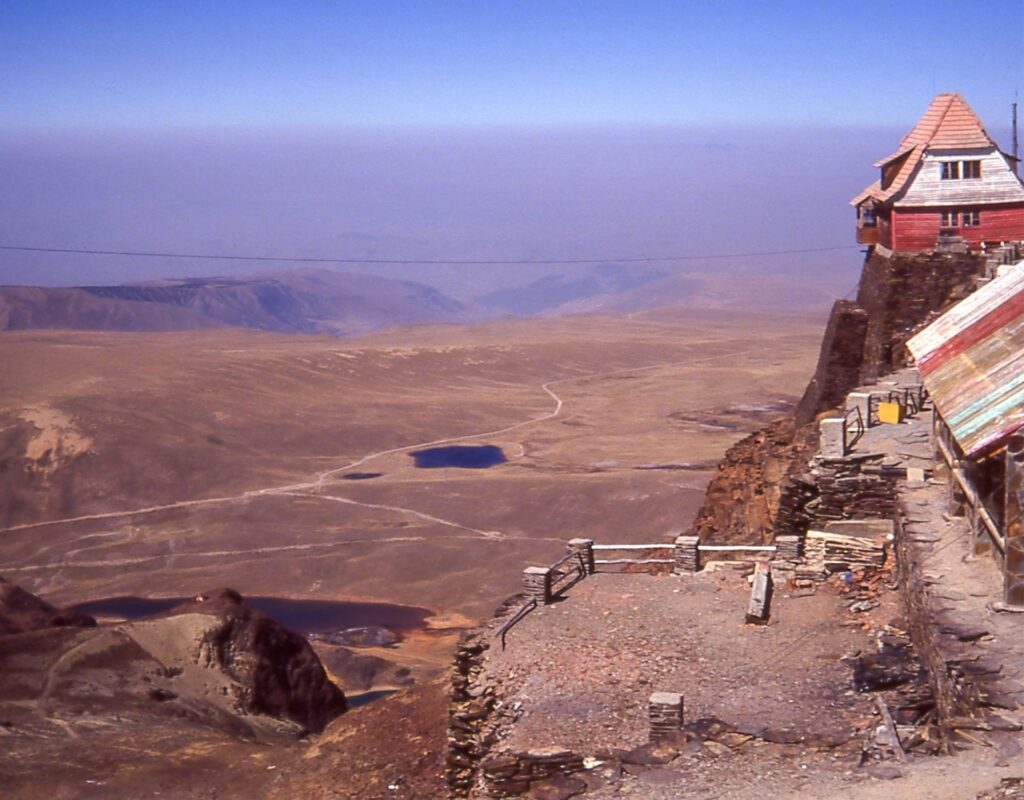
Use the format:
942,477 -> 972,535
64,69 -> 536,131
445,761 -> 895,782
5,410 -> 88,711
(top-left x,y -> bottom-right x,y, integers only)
3,1 -> 1021,302
2,124 -> 915,299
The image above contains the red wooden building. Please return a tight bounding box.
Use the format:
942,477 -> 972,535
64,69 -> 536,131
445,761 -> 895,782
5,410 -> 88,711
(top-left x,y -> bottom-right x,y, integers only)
852,93 -> 1024,253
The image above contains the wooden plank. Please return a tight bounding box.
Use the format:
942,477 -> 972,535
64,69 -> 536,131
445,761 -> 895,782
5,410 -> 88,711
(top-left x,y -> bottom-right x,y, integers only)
592,543 -> 673,551
874,696 -> 905,762
698,545 -> 777,552
897,148 -> 1024,208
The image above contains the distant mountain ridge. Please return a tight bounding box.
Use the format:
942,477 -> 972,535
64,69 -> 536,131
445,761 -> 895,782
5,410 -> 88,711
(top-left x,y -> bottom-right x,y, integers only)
477,264 -> 667,315
0,269 -> 473,336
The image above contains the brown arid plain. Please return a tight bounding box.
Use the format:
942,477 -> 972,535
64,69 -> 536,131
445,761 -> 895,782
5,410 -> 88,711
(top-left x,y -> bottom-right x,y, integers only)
0,308 -> 825,797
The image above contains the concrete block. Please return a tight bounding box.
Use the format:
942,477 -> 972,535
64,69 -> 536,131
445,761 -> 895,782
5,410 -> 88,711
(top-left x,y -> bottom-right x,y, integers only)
745,563 -> 773,625
819,417 -> 847,458
847,392 -> 873,428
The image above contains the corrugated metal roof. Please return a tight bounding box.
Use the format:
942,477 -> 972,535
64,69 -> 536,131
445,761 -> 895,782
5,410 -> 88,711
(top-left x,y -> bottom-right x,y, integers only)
907,265 -> 1024,456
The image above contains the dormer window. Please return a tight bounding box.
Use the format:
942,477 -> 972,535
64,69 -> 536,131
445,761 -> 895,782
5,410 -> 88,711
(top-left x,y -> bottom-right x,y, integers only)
940,160 -> 982,180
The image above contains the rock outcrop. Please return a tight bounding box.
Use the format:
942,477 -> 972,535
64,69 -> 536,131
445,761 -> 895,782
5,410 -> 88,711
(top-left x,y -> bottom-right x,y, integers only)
168,588 -> 347,733
689,248 -> 987,546
0,575 -> 96,635
688,419 -> 817,546
0,581 -> 346,739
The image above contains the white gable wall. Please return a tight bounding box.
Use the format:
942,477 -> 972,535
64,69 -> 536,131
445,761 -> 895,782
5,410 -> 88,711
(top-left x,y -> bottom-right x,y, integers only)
895,147 -> 1024,207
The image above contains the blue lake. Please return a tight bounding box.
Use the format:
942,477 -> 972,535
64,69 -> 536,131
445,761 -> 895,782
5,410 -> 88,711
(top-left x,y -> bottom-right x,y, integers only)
410,444 -> 507,469
69,596 -> 432,636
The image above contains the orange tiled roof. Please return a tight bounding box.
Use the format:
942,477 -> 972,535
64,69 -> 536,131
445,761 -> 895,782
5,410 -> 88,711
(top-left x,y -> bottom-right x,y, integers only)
899,93 -> 994,150
851,93 -> 996,206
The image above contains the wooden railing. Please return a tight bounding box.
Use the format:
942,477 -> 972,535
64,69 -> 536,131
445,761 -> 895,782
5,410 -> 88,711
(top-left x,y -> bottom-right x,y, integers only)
698,545 -> 776,554
934,418 -> 1005,553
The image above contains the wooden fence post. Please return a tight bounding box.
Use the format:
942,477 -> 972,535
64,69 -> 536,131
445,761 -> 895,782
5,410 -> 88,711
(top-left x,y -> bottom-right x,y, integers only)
1004,437 -> 1024,608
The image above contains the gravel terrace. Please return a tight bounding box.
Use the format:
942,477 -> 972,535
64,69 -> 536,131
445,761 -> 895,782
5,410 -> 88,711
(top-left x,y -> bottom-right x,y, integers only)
487,569 -> 889,754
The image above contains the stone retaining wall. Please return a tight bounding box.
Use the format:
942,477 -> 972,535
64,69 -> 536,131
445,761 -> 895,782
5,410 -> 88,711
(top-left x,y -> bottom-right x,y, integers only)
774,454 -> 900,543
480,750 -> 585,796
447,630 -> 496,796
891,508 -> 973,738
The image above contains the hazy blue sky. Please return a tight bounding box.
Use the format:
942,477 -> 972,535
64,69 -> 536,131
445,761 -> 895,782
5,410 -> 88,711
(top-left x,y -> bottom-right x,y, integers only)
1,2 -> 1022,295
3,1 -> 1022,128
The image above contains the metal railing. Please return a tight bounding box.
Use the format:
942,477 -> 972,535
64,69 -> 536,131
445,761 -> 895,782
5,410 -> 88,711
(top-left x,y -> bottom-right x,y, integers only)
592,543 -> 674,570
499,599 -> 537,650
499,551 -> 588,649
549,551 -> 588,598
844,404 -> 866,449
888,387 -> 922,416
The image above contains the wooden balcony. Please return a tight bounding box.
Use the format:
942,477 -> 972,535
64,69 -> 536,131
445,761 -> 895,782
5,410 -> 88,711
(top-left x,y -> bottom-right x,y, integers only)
856,225 -> 879,245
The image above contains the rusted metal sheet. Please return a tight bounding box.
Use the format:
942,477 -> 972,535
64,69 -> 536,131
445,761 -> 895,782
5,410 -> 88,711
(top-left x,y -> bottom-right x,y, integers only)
907,265 -> 1024,455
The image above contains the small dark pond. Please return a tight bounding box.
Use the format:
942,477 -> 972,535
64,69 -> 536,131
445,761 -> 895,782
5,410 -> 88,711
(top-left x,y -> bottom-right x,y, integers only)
347,689 -> 397,709
69,596 -> 432,637
410,444 -> 507,469
341,472 -> 383,481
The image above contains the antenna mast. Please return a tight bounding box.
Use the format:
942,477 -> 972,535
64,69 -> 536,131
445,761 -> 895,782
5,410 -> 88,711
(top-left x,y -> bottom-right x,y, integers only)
1014,100 -> 1020,178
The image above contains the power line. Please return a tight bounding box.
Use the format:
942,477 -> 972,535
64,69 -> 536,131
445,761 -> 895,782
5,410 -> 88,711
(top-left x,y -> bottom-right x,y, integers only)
0,243 -> 860,266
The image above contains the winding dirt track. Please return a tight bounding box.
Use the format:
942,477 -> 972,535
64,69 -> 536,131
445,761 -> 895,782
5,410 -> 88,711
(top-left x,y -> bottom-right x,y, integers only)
0,349 -> 752,570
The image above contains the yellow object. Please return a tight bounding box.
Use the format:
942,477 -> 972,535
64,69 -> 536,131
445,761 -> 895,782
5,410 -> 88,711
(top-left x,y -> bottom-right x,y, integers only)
878,401 -> 905,424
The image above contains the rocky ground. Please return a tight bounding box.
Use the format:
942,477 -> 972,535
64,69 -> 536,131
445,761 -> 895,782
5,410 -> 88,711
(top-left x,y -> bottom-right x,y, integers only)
488,571 -> 884,753
459,565 -> 1024,800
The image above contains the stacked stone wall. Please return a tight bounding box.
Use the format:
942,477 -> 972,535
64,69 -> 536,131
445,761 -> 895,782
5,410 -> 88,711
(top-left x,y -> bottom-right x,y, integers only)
891,510 -> 973,733
447,631 -> 495,796
774,456 -> 901,538
855,251 -> 984,381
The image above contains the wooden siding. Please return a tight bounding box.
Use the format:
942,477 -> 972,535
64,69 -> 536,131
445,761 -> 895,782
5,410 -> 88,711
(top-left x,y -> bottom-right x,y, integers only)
896,147 -> 1024,207
876,211 -> 893,249
856,225 -> 879,246
891,204 -> 1024,252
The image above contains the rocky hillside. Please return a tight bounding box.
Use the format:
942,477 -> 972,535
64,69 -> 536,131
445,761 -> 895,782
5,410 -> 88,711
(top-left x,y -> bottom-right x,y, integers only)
689,249 -> 987,546
0,269 -> 471,336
